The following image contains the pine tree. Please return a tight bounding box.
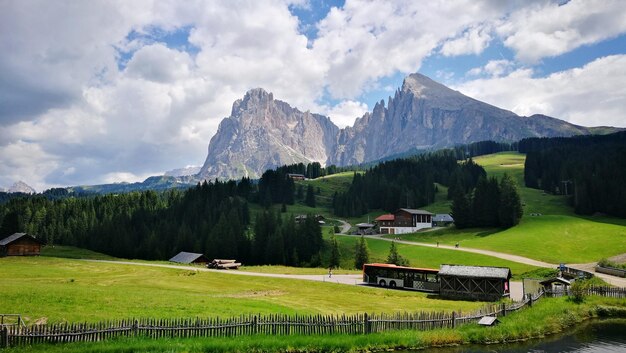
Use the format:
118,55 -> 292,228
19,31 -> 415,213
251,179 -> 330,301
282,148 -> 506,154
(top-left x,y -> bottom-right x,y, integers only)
451,191 -> 472,229
354,235 -> 370,269
498,173 -> 523,228
386,241 -> 409,266
305,185 -> 316,207
329,234 -> 341,268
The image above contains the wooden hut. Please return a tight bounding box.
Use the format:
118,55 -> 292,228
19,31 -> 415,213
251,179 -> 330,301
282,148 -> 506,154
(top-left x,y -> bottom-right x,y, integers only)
438,264 -> 511,301
0,233 -> 44,257
169,251 -> 210,264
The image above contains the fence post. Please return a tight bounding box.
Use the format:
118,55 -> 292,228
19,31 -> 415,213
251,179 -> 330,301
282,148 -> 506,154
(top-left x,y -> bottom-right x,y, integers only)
133,319 -> 139,337
451,311 -> 456,329
528,293 -> 533,307
1,326 -> 8,348
501,303 -> 506,317
252,315 -> 257,335
363,313 -> 370,334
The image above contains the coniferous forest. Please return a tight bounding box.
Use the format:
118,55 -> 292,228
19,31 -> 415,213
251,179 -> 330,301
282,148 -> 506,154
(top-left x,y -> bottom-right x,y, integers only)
521,131 -> 626,217
332,152 -> 486,217
0,179 -> 323,265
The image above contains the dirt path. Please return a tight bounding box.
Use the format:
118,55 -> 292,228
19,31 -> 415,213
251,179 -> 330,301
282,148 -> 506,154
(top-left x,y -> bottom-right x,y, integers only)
331,218 -> 351,234
339,233 -> 556,268
336,233 -> 626,287
81,259 -> 363,285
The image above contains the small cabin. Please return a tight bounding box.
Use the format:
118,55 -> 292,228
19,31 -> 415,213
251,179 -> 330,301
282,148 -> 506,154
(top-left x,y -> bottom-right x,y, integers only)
355,223 -> 375,235
432,214 -> 454,227
540,277 -> 571,293
287,173 -> 306,181
438,264 -> 511,301
169,251 -> 210,264
0,233 -> 44,257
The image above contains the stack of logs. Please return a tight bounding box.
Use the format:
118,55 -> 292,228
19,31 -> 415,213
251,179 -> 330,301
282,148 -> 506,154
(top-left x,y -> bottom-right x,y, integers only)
207,259 -> 241,269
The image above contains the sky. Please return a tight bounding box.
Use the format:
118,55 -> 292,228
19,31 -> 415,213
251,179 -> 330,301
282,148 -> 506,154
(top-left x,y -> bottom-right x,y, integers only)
1,0 -> 626,191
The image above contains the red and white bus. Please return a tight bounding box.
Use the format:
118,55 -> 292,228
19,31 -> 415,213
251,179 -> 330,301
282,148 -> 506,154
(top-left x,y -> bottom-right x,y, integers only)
362,263 -> 440,292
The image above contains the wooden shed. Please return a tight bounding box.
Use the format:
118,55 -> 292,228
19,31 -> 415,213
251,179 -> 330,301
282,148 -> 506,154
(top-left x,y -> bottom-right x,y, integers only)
438,264 -> 511,301
169,251 -> 210,264
0,233 -> 44,257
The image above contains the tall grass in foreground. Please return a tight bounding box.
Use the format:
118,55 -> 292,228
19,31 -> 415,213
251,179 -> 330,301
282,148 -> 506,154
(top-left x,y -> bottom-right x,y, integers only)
6,297 -> 626,353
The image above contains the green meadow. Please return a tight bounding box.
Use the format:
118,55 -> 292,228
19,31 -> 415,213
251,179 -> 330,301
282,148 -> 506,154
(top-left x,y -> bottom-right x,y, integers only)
386,152 -> 626,264
0,256 -> 484,325
332,234 -> 541,278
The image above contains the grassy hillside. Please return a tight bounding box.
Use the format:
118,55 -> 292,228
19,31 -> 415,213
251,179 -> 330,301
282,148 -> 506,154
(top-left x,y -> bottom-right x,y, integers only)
330,234 -> 540,278
389,152 -> 626,264
0,256 -> 483,325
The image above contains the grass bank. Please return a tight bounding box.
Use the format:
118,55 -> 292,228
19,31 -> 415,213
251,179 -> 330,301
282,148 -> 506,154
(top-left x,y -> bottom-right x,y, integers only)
6,296 -> 626,353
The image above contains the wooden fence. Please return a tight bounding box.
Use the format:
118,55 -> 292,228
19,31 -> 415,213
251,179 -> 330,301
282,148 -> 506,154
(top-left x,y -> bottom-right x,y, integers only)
595,266 -> 626,278
3,288 -> 607,349
547,286 -> 626,298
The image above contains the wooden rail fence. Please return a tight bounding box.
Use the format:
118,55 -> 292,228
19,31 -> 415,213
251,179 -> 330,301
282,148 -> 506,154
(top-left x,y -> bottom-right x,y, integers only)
7,287 -> 626,349
546,285 -> 626,298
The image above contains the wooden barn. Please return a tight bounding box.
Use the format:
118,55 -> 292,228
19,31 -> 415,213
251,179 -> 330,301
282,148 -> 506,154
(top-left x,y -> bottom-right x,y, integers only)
169,251 -> 210,264
0,233 -> 44,257
438,264 -> 511,301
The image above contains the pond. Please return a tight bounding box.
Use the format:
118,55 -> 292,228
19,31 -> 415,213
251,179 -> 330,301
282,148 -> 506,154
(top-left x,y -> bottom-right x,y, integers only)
411,319 -> 626,353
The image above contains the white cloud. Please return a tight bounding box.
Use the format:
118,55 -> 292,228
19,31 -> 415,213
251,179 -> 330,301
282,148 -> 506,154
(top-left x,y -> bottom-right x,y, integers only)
312,0 -> 509,99
440,25 -> 492,57
496,0 -> 626,63
454,55 -> 626,127
125,44 -> 192,83
1,0 -> 626,190
324,100 -> 369,128
467,59 -> 515,78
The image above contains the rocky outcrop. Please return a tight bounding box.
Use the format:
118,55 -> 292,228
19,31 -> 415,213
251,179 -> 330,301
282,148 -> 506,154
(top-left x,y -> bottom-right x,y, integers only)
330,73 -> 590,165
198,88 -> 339,180
197,74 -> 603,180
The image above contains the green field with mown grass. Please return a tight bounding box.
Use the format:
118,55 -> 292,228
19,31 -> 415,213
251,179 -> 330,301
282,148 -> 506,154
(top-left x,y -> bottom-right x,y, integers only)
0,256 -> 484,325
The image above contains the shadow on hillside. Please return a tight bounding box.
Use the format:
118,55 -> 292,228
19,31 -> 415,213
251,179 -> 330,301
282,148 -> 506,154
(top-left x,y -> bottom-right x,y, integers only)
473,229 -> 500,238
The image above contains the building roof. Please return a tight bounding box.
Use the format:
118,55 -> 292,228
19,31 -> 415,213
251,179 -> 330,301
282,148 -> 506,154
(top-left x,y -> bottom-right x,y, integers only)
0,233 -> 44,246
397,208 -> 433,215
438,264 -> 511,280
169,251 -> 208,264
356,223 -> 374,228
540,277 -> 571,286
433,214 -> 454,222
375,214 -> 395,221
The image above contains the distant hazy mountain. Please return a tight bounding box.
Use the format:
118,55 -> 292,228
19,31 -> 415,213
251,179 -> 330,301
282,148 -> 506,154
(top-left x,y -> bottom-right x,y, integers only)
7,181 -> 36,194
68,175 -> 196,194
196,73 -> 616,181
164,166 -> 201,177
198,88 -> 339,180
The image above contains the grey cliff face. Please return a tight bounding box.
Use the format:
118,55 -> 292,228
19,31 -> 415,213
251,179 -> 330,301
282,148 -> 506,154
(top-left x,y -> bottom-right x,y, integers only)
198,74 -> 597,181
330,73 -> 590,165
198,88 -> 339,180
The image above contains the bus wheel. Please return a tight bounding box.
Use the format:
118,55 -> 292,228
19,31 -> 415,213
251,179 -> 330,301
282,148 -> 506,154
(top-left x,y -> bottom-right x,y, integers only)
389,281 -> 396,288
379,280 -> 386,287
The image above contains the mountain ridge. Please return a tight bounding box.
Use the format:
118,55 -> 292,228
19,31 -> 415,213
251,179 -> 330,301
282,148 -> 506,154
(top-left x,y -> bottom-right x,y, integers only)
196,73 -> 613,181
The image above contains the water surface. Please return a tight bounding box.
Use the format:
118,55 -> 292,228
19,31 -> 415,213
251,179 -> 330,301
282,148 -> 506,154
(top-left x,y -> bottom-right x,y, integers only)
412,320 -> 626,353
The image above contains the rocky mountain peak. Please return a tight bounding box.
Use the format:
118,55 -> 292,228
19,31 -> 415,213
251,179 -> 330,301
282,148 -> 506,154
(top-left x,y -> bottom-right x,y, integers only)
8,180 -> 36,194
198,88 -> 339,180
401,73 -> 464,101
196,73 -> 605,181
